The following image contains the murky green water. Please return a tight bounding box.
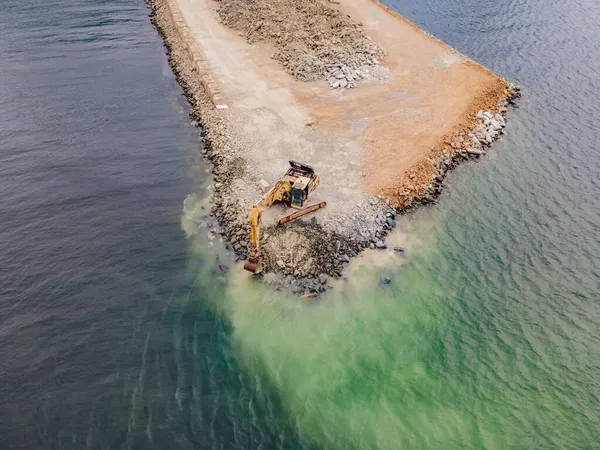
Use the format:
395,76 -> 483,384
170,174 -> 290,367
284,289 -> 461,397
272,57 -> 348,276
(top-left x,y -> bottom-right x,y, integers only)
183,146 -> 599,448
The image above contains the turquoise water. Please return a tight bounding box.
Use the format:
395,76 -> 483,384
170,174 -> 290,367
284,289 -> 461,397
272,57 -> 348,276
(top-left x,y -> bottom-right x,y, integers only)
1,0 -> 599,448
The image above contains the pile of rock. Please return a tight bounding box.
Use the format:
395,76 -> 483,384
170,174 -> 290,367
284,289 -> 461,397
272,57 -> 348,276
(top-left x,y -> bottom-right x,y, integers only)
214,0 -> 385,83
326,63 -> 390,89
469,110 -> 506,146
395,84 -> 521,210
326,64 -> 361,89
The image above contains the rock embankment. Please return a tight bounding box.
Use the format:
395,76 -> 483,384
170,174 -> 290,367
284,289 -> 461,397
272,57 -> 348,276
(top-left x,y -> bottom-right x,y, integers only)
385,85 -> 521,210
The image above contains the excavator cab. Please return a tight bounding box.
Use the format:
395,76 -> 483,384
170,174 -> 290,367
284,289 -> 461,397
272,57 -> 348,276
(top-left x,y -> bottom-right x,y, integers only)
287,161 -> 316,209
290,178 -> 309,208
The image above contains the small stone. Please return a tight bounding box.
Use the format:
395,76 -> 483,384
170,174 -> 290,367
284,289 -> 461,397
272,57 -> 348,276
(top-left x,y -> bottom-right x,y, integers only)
258,179 -> 270,192
339,78 -> 348,88
301,293 -> 319,303
393,246 -> 406,253
489,119 -> 502,131
319,274 -> 327,285
467,149 -> 485,156
340,255 -> 350,263
380,278 -> 392,287
375,240 -> 387,249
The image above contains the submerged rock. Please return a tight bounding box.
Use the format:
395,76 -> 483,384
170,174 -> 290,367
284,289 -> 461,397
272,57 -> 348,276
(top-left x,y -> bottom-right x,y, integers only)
375,240 -> 387,249
379,277 -> 392,287
301,292 -> 319,303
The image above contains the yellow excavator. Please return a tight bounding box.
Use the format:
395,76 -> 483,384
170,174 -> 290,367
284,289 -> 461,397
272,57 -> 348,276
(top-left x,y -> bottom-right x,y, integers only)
243,161 -> 326,273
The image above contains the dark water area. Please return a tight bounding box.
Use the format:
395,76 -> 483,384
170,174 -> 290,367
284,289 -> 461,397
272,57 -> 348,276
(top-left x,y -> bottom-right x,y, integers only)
0,0 -> 206,447
1,0 -> 599,448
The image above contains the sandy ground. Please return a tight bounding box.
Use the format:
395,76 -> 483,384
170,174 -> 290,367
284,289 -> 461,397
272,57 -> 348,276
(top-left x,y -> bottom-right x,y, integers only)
177,0 -> 507,203
177,0 -> 380,233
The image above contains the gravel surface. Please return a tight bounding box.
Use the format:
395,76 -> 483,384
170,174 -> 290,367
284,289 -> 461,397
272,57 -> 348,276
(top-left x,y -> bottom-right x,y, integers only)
213,0 -> 385,83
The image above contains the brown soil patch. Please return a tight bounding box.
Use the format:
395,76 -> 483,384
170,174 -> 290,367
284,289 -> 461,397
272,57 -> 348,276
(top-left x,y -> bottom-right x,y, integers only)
294,0 -> 510,203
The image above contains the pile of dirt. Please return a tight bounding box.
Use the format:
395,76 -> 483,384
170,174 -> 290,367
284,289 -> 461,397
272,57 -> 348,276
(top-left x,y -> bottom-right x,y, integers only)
213,0 -> 385,81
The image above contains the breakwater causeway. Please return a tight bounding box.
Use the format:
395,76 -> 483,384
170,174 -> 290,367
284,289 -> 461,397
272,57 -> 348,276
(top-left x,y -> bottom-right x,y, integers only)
0,0 -> 599,448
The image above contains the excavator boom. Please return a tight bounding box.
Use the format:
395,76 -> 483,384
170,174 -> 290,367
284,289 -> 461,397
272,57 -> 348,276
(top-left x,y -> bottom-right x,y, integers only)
243,205 -> 263,273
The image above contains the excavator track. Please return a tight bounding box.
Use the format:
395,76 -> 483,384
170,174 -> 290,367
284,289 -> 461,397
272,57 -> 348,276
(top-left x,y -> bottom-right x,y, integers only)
277,201 -> 327,226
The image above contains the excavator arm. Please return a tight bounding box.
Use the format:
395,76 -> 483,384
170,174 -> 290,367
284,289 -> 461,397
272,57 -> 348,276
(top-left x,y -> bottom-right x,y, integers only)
243,205 -> 263,273
243,181 -> 287,273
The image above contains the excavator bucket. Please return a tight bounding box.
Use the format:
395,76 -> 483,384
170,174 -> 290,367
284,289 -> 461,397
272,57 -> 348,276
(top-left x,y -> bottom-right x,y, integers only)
243,259 -> 261,274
